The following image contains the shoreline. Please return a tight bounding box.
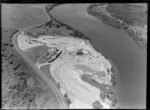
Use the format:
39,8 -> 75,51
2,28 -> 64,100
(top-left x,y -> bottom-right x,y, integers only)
45,4 -> 108,56
45,4 -> 93,42
87,4 -> 147,55
25,4 -> 105,56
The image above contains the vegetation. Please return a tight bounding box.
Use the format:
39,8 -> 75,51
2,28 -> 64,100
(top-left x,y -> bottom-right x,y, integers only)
25,4 -> 92,44
106,4 -> 147,26
64,93 -> 71,105
87,5 -> 121,29
2,28 -> 60,109
92,100 -> 103,109
25,19 -> 91,42
25,45 -> 48,64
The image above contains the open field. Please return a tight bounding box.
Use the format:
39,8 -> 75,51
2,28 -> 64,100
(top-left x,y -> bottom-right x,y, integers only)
2,4 -> 49,30
40,64 -> 57,86
24,45 -> 48,64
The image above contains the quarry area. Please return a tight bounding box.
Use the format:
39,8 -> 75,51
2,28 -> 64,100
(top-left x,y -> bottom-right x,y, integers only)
17,32 -> 119,109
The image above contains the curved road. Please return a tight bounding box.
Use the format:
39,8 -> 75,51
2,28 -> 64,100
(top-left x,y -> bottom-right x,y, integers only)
12,31 -> 67,109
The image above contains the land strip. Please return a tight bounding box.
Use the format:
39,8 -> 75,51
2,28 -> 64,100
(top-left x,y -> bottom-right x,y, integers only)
87,3 -> 147,55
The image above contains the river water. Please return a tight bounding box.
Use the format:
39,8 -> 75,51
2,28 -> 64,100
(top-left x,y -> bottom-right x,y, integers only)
50,4 -> 146,108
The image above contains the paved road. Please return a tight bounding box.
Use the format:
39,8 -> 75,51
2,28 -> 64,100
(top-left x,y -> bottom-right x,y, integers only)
12,31 -> 67,109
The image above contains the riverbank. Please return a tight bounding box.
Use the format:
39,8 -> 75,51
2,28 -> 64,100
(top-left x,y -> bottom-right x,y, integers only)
25,4 -> 102,55
87,4 -> 147,55
45,4 -> 92,41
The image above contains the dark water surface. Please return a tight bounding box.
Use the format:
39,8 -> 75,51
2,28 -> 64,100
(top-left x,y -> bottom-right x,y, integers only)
50,4 -> 146,108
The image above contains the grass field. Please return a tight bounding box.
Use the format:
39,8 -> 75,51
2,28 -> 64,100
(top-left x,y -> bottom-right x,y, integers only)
24,45 -> 48,64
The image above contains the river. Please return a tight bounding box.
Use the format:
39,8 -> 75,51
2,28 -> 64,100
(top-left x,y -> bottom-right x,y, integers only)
50,4 -> 146,108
